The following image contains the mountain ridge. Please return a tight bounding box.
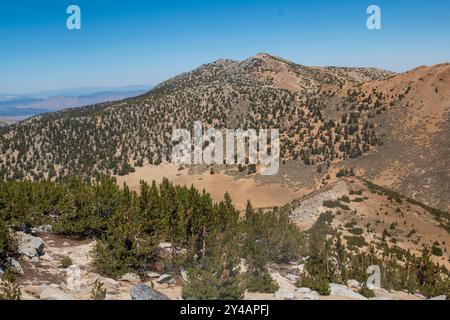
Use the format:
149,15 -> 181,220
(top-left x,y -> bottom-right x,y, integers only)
0,54 -> 448,211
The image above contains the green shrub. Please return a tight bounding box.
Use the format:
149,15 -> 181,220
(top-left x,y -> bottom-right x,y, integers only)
358,284 -> 375,298
344,235 -> 368,249
338,195 -> 350,203
296,275 -> 330,295
431,244 -> 443,257
364,180 -> 403,204
244,269 -> 279,294
323,200 -> 350,211
183,267 -> 244,300
407,229 -> 416,237
348,227 -> 364,235
0,270 -> 21,300
90,279 -> 107,300
0,221 -> 13,261
344,220 -> 357,229
92,225 -> 156,279
182,242 -> 244,300
58,256 -> 73,269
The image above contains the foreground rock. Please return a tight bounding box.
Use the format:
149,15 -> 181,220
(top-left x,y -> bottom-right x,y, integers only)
31,225 -> 53,234
120,273 -> 141,285
6,257 -> 24,275
329,283 -> 367,300
284,273 -> 299,283
372,288 -> 395,300
91,275 -> 119,292
346,279 -> 362,291
274,289 -> 294,300
148,271 -> 160,279
156,274 -> 175,285
130,284 -> 169,300
429,295 -> 447,300
294,288 -> 320,300
16,232 -> 45,258
40,287 -> 74,300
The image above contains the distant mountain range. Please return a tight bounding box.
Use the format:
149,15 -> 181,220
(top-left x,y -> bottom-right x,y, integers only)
0,85 -> 150,119
0,118 -> 13,127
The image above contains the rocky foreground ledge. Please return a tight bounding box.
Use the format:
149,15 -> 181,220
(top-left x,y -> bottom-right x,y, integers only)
0,229 -> 446,301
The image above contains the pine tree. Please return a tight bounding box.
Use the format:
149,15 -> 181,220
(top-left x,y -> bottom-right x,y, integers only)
182,248 -> 243,300
0,220 -> 12,266
92,184 -> 157,278
182,207 -> 243,300
242,203 -> 278,293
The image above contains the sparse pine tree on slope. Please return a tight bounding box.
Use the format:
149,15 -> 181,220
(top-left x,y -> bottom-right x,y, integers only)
92,184 -> 157,278
242,202 -> 278,293
182,219 -> 243,300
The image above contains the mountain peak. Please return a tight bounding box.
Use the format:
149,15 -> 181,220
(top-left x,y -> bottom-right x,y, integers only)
246,52 -> 296,65
253,52 -> 276,59
209,58 -> 237,66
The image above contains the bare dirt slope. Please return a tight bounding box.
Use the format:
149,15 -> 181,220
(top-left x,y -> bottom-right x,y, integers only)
115,164 -> 308,211
287,178 -> 450,269
357,64 -> 450,211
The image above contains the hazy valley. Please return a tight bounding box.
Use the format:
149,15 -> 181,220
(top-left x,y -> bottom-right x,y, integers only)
0,86 -> 149,120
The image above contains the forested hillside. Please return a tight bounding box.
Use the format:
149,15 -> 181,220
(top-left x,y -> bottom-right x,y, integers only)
0,54 -> 393,181
1,178 -> 449,299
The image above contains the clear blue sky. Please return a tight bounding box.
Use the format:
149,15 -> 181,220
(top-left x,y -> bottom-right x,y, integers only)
1,0 -> 449,93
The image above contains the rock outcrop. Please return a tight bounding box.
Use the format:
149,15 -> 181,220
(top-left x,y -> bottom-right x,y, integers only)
156,274 -> 175,285
40,287 -> 74,300
329,283 -> 367,300
6,257 -> 23,275
16,232 -> 45,258
429,295 -> 447,300
119,273 -> 141,285
274,289 -> 294,300
289,180 -> 352,228
130,284 -> 169,300
294,288 -> 320,300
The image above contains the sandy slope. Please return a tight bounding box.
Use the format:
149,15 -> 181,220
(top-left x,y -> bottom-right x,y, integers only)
116,164 -> 307,211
